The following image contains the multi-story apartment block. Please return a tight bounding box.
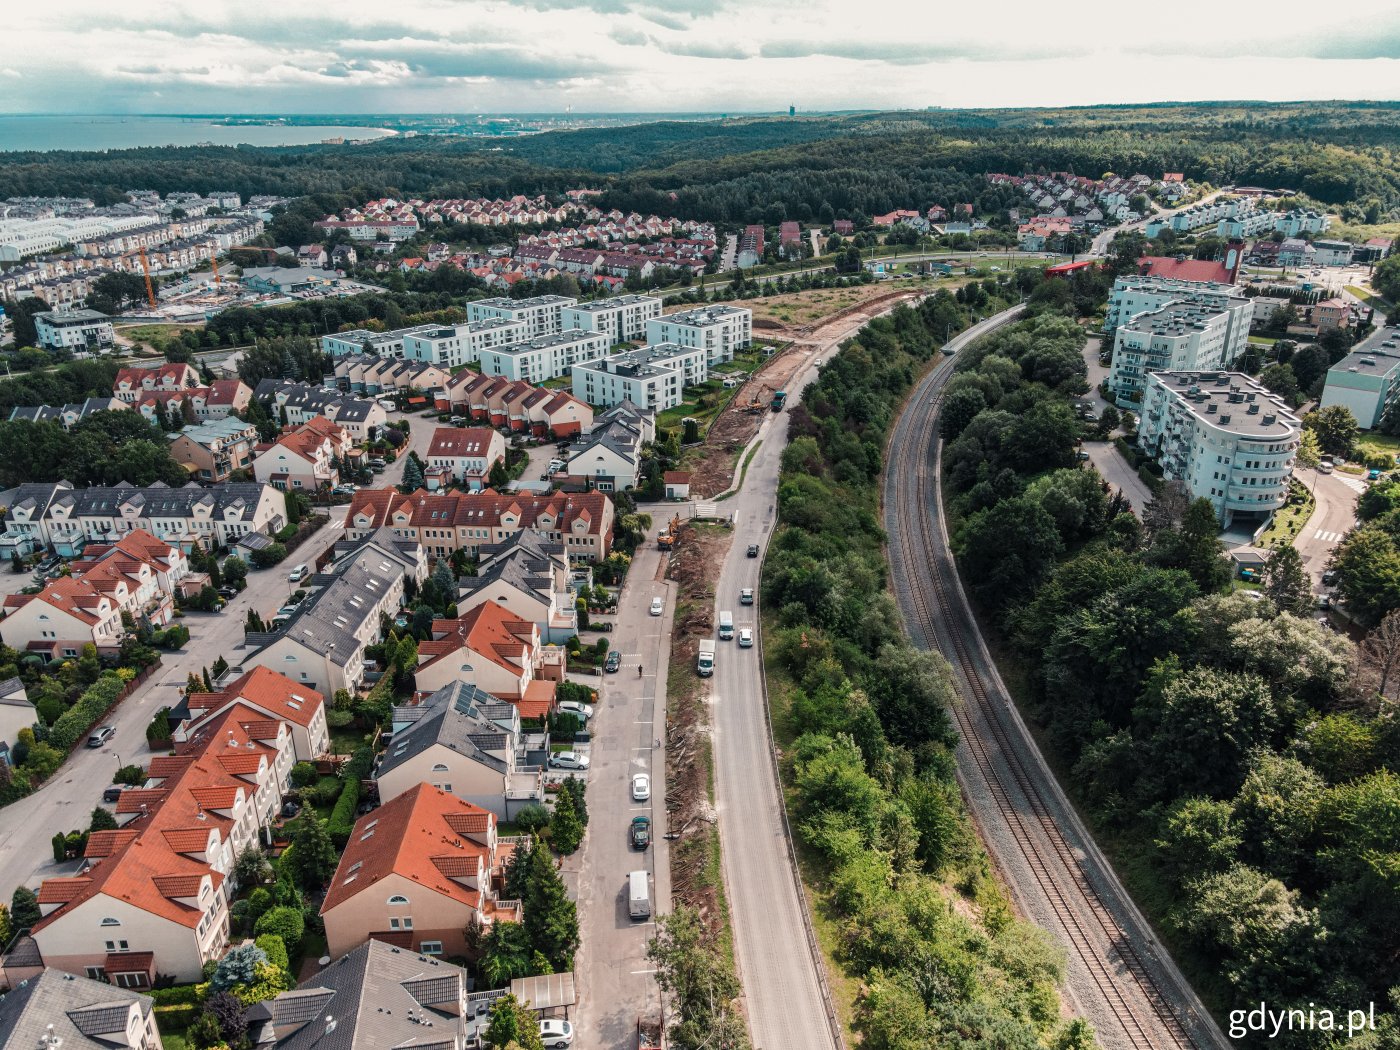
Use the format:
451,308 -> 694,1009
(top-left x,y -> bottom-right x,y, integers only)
1109,294 -> 1253,404
344,488 -> 615,562
167,418 -> 260,483
175,665 -> 329,763
477,329 -> 609,384
34,309 -> 116,353
571,342 -> 707,411
1,576 -> 126,658
0,481 -> 286,557
561,294 -> 663,344
400,318 -> 530,368
1319,324 -> 1400,430
320,324 -> 440,359
465,295 -> 577,338
1103,274 -> 1242,332
1138,371 -> 1300,527
645,305 -> 752,365
252,417 -> 353,492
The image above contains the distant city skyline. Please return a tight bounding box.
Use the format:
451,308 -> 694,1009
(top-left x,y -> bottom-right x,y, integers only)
6,0 -> 1400,115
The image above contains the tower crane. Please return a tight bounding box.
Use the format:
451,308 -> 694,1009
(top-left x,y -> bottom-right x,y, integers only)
138,247 -> 157,309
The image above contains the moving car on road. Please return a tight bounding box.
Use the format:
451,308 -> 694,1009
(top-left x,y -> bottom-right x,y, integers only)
550,751 -> 590,771
632,773 -> 651,801
630,815 -> 652,850
738,627 -> 754,648
87,725 -> 115,748
604,651 -> 621,673
649,596 -> 664,616
746,544 -> 760,557
740,587 -> 754,605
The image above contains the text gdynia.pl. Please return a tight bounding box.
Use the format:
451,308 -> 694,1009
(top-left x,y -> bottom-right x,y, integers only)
1230,1003 -> 1377,1040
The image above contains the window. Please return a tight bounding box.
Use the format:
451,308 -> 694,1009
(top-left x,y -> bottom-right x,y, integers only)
431,763 -> 450,773
85,966 -> 106,980
420,940 -> 443,955
387,894 -> 409,905
389,916 -> 413,930
105,940 -> 129,952
101,917 -> 121,927
115,972 -> 147,988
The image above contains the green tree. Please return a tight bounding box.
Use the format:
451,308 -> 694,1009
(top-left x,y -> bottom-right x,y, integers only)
1261,544 -> 1311,615
1148,498 -> 1231,592
1304,404 -> 1359,458
89,806 -> 118,833
1295,427 -> 1322,470
648,907 -> 749,1050
954,496 -> 1064,614
1334,526 -> 1400,625
523,841 -> 579,972
253,905 -> 305,951
0,903 -> 11,949
483,993 -> 545,1050
9,886 -> 39,930
479,921 -> 536,987
285,817 -> 337,890
401,456 -> 425,491
1156,796 -> 1241,884
211,942 -> 269,991
488,458 -> 509,490
548,782 -> 584,854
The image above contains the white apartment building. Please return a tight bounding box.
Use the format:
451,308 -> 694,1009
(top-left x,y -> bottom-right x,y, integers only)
1103,275 -> 1243,332
319,325 -> 438,359
401,318 -> 529,368
561,294 -> 663,344
1319,325 -> 1400,430
1109,294 -> 1253,404
34,309 -> 116,352
466,295 -> 577,338
571,342 -> 708,411
477,329 -> 610,384
645,305 -> 752,365
1138,371 -> 1300,527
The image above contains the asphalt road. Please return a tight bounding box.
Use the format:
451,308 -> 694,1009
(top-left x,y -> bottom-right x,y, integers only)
1084,441 -> 1156,515
0,505 -> 350,903
570,538 -> 673,1048
1293,467 -> 1364,586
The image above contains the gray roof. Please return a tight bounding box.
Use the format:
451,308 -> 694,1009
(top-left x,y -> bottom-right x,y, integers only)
0,676 -> 31,707
1330,325 -> 1400,377
255,381 -> 379,421
378,680 -> 520,780
247,939 -> 467,1049
0,968 -> 153,1050
477,528 -> 566,573
1,480 -> 275,524
35,309 -> 111,326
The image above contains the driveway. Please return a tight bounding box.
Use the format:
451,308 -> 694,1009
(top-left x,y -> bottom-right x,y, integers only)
0,506 -> 350,901
570,538 -> 673,1048
1084,440 -> 1155,513
1293,467 -> 1362,586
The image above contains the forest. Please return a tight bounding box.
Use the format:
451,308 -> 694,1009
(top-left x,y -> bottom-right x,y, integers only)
760,289 -> 1094,1050
1,102 -> 1397,227
938,308 -> 1400,1048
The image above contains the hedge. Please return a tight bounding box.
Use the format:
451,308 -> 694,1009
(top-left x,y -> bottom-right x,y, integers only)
153,1003 -> 197,1029
150,984 -> 204,1006
48,673 -> 126,751
255,934 -> 290,971
327,778 -> 360,845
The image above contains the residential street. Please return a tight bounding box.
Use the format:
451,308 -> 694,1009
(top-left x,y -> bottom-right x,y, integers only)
1084,440 -> 1155,514
569,539 -> 673,1048
0,505 -> 350,904
1294,466 -> 1363,586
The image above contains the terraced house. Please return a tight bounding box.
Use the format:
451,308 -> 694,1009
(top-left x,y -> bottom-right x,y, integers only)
253,417 -> 353,492
344,487 -> 614,562
168,418 -> 260,483
425,426 -> 505,490
15,674 -> 316,984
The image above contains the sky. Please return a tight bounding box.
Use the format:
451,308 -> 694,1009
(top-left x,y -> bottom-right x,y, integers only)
5,0 -> 1400,114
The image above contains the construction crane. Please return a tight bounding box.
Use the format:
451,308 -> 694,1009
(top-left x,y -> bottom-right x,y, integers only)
138,247 -> 157,309
210,253 -> 222,289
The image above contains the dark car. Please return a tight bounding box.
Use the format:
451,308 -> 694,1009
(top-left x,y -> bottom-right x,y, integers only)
102,786 -> 123,803
281,799 -> 302,819
630,815 -> 652,850
217,586 -> 238,600
573,731 -> 592,746
746,544 -> 759,558
604,651 -> 621,673
1322,569 -> 1339,586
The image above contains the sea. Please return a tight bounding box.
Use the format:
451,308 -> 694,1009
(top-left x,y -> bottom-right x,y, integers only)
0,115 -> 397,153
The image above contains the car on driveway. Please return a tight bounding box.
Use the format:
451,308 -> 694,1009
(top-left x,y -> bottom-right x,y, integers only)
632,773 -> 651,801
87,725 -> 115,748
557,700 -> 593,721
550,751 -> 590,771
540,1019 -> 575,1048
650,596 -> 664,616
604,651 -> 621,673
102,786 -> 123,803
746,544 -> 760,558
630,815 -> 652,850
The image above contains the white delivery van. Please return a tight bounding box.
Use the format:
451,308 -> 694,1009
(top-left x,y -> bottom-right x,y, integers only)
718,610 -> 734,640
629,870 -> 651,920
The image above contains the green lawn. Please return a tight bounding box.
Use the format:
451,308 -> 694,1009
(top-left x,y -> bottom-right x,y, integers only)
1248,335 -> 1278,345
1347,285 -> 1395,313
1254,480 -> 1317,549
1355,431 -> 1400,467
656,380 -> 739,431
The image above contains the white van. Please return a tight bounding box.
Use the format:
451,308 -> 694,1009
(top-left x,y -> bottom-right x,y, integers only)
628,870 -> 651,920
718,610 -> 734,640
287,564 -> 309,583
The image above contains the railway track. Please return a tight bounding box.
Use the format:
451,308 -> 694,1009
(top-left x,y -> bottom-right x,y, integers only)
883,308 -> 1229,1050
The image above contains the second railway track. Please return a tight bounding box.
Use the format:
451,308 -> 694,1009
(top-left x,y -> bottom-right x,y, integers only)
883,307 -> 1230,1050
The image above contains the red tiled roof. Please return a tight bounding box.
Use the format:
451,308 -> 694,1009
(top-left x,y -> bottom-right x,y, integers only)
37,877 -> 91,904
105,950 -> 155,974
663,471 -> 691,483
162,827 -> 218,853
517,679 -> 556,720
1138,256 -> 1234,284
85,830 -> 139,858
321,784 -> 496,916
419,601 -> 536,680
346,487 -> 610,539
428,427 -> 501,459
207,665 -> 325,730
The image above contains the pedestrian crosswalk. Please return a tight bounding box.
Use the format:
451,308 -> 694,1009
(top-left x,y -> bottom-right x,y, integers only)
1335,475 -> 1368,494
1314,530 -> 1345,544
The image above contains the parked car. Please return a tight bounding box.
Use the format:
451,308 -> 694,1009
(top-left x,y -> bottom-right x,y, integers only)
632,773 -> 651,801
87,726 -> 115,748
217,586 -> 238,600
557,701 -> 593,721
740,588 -> 754,605
746,544 -> 760,558
550,751 -> 590,771
287,564 -> 309,583
604,651 -> 621,673
102,786 -> 123,803
630,815 -> 652,850
738,627 -> 754,648
1322,569 -> 1339,586
369,461 -> 387,474
281,799 -> 302,819
540,1019 -> 575,1048
650,596 -> 664,616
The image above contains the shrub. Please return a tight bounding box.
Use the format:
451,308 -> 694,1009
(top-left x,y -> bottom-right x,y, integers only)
150,984 -> 203,1006
254,933 -> 290,971
246,887 -> 273,925
327,779 -> 360,844
290,761 -> 318,788
47,673 -> 125,751
145,707 -> 172,743
326,708 -> 354,728
555,681 -> 594,706
113,763 -> 147,786
253,906 -> 304,951
513,804 -> 551,834
210,943 -> 268,991
250,542 -> 288,568
155,1003 -> 199,1031
302,776 -> 342,807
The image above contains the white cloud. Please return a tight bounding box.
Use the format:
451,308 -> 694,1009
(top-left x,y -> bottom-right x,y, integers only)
2,0 -> 1398,112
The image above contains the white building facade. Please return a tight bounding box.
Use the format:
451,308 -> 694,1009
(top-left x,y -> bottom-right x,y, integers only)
1109,294 -> 1253,404
477,329 -> 610,383
571,342 -> 708,411
466,295 -> 577,338
401,318 -> 529,368
645,305 -> 752,365
561,295 -> 663,344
